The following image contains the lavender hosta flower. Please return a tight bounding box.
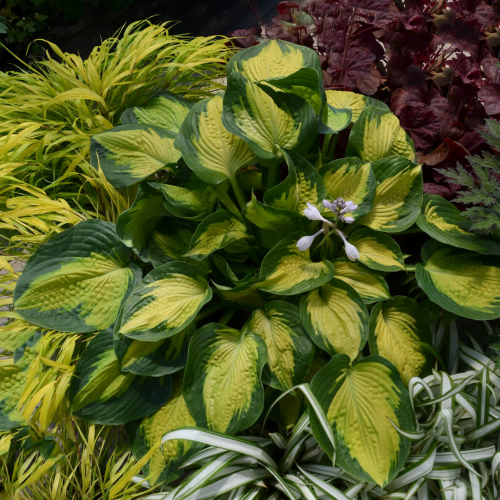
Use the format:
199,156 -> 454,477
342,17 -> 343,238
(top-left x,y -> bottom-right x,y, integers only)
303,202 -> 333,225
296,228 -> 325,251
336,229 -> 360,261
323,198 -> 358,224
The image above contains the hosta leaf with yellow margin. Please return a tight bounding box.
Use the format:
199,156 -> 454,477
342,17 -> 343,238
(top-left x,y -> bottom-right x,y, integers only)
416,240 -> 500,320
183,210 -> 251,261
358,156 -> 422,233
213,278 -> 266,310
222,72 -> 317,160
90,124 -> 181,188
326,90 -> 389,124
0,333 -> 40,431
263,150 -> 327,212
116,182 -> 169,262
13,220 -> 142,333
114,323 -> 194,377
121,91 -> 193,134
417,195 -> 500,256
256,233 -> 335,295
69,329 -> 171,425
128,373 -> 202,486
332,258 -> 390,304
175,95 -> 257,185
349,228 -> 405,272
319,157 -> 375,219
115,262 -> 212,341
346,106 -> 415,162
300,278 -> 368,360
310,354 -> 414,486
242,193 -> 309,249
246,301 -> 314,391
369,297 -> 432,385
226,39 -> 324,114
183,323 -> 267,434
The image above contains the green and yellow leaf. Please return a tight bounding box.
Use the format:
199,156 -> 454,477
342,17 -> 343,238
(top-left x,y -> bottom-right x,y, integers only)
300,278 -> 368,360
183,324 -> 267,434
416,240 -> 500,320
213,279 -> 266,309
90,124 -> 181,188
310,355 -> 414,486
326,90 -> 389,123
247,301 -> 315,391
14,220 -> 141,333
115,262 -> 212,341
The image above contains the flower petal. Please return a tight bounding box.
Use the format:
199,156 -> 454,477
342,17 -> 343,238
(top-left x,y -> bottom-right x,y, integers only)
296,228 -> 324,251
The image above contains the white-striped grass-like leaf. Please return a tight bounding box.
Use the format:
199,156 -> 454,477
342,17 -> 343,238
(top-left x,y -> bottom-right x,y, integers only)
14,220 -> 141,333
183,324 -> 267,434
114,262 -> 212,341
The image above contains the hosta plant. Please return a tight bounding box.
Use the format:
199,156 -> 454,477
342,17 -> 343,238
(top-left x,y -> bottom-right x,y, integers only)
4,39 -> 500,491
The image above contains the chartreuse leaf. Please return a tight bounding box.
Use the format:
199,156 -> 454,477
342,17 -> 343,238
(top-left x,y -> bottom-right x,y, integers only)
115,262 -> 212,341
227,39 -> 324,114
322,105 -> 352,133
0,333 -> 40,431
319,157 -> 375,219
114,323 -> 193,377
300,278 -> 368,360
246,301 -> 314,391
416,240 -> 500,320
90,124 -> 181,188
349,228 -> 405,272
14,220 -> 141,333
116,182 -> 169,262
417,194 -> 500,256
256,233 -> 335,295
0,320 -> 39,351
369,297 -> 432,385
121,91 -> 193,133
310,355 -> 414,486
175,95 -> 257,186
358,156 -> 422,233
346,106 -> 415,162
332,258 -> 390,304
326,90 -> 389,123
128,373 -> 201,486
69,329 -> 171,425
222,71 -> 317,160
183,324 -> 267,434
263,150 -> 327,212
183,210 -> 250,261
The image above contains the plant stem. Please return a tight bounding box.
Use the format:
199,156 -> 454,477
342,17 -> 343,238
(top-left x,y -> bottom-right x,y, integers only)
267,160 -> 281,189
327,134 -> 338,160
229,173 -> 247,210
195,302 -> 225,323
219,309 -> 236,326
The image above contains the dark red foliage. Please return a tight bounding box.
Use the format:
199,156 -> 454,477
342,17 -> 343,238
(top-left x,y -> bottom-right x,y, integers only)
233,0 -> 500,197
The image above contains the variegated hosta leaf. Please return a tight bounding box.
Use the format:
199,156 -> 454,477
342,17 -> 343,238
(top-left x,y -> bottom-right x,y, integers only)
128,373 -> 201,486
13,220 -> 141,333
349,228 -> 405,272
322,105 -> 352,133
326,90 -> 389,123
213,279 -> 266,309
346,106 -> 415,162
319,157 -> 375,219
332,258 -> 390,304
247,301 -> 314,391
115,262 -> 212,341
175,95 -> 257,185
183,324 -> 267,434
256,233 -> 335,296
242,193 -> 309,249
263,149 -> 327,213
183,210 -> 251,261
0,333 -> 40,431
300,278 -> 368,360
69,329 -> 171,425
90,124 -> 181,188
116,182 -> 169,262
114,323 -> 193,377
226,39 -> 324,114
310,355 -> 414,486
358,156 -> 422,233
416,240 -> 500,320
417,194 -> 500,256
121,91 -> 193,133
369,297 -> 432,385
222,71 -> 317,160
